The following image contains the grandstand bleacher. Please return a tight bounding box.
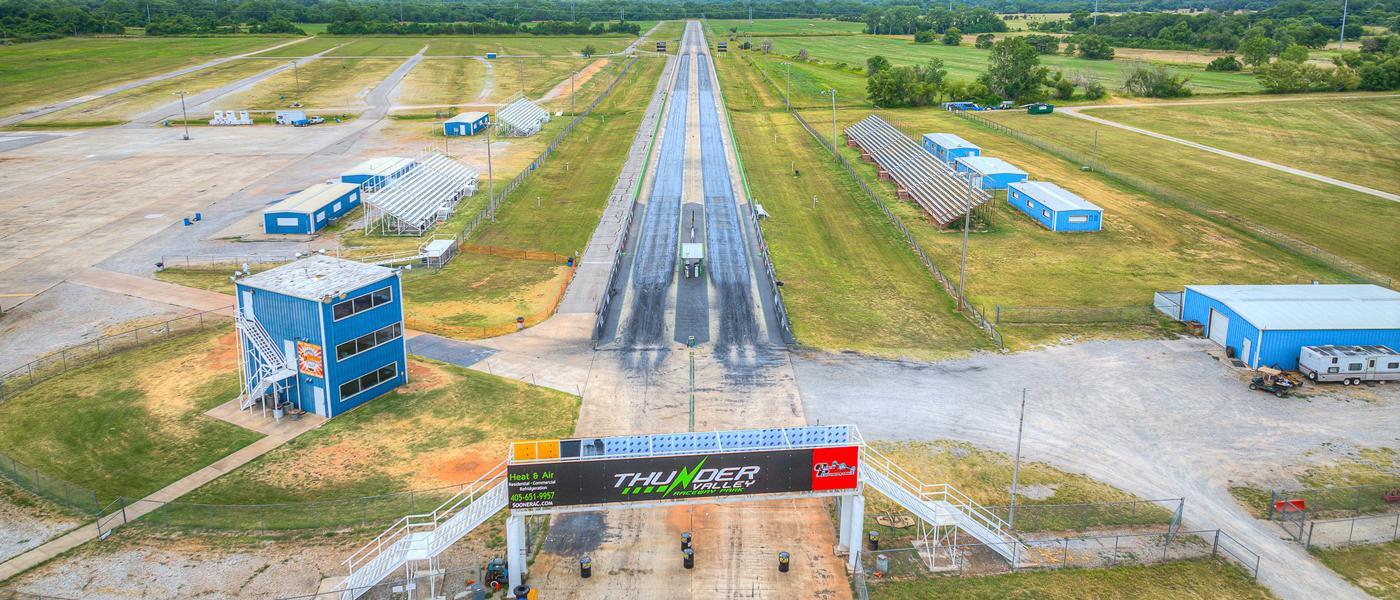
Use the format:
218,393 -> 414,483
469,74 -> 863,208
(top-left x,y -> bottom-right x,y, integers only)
844,115 -> 990,226
495,97 -> 551,137
362,152 -> 479,236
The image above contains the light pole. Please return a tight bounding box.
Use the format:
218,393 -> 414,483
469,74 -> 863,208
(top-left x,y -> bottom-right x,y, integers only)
291,60 -> 301,100
1009,388 -> 1027,529
819,88 -> 836,161
782,62 -> 791,112
172,91 -> 190,140
957,184 -> 971,311
486,123 -> 495,221
571,69 -> 577,116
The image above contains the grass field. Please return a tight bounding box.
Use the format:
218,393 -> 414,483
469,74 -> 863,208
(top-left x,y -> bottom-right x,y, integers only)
869,558 -> 1274,599
1314,540 -> 1400,599
866,440 -> 1171,534
1002,13 -> 1073,31
1083,97 -> 1400,196
182,358 -> 577,505
977,110 -> 1400,282
793,105 -> 1343,347
0,36 -> 295,116
762,35 -> 1261,95
398,56 -> 607,108
403,253 -> 569,338
24,59 -> 275,126
639,20 -> 687,42
0,328 -> 261,503
397,57 -> 490,106
217,57 -> 404,110
250,36 -> 344,57
707,18 -> 865,36
726,108 -> 989,360
750,53 -> 870,109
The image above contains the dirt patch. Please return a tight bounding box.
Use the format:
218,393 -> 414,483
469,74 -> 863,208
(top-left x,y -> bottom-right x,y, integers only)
136,331 -> 238,422
1013,483 -> 1059,500
421,449 -> 492,486
542,58 -> 609,101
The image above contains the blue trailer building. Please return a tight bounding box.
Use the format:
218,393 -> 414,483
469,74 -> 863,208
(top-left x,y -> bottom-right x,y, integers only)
444,111 -> 490,136
1007,181 -> 1103,232
922,133 -> 980,165
341,157 -> 416,189
1178,284 -> 1400,369
234,255 -> 407,419
262,182 -> 363,235
954,156 -> 1028,190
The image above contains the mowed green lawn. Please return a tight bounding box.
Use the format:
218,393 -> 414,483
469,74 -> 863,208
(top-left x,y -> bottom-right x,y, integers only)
424,35 -> 635,57
707,18 -> 865,36
1083,97 -> 1400,196
801,107 -> 1347,347
870,558 -> 1274,600
728,109 -> 990,359
1314,540 -> 1400,600
979,110 -> 1400,281
765,34 -> 1262,95
0,36 -> 298,115
0,328 -> 261,503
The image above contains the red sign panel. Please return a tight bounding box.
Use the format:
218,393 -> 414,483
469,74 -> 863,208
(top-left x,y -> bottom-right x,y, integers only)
810,446 -> 860,491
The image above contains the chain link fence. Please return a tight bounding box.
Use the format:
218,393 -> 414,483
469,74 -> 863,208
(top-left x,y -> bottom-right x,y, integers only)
994,304 -> 1161,326
0,451 -> 101,516
1268,481 -> 1400,520
1305,512 -> 1400,549
950,110 -> 1395,290
0,308 -> 231,402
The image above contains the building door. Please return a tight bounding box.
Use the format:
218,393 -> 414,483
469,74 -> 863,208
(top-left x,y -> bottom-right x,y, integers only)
240,290 -> 255,317
1207,309 -> 1229,347
1240,337 -> 1252,367
313,387 -> 327,416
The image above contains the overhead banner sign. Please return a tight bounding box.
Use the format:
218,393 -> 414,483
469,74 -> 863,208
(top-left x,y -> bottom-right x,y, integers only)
508,446 -> 859,510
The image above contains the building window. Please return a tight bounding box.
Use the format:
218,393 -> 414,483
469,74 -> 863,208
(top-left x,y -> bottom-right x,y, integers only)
1041,209 -> 1050,218
333,202 -> 342,212
333,286 -> 393,321
1067,215 -> 1089,223
275,217 -> 299,227
336,323 -> 403,361
316,212 -> 326,222
1348,363 -> 1363,371
339,361 -> 398,400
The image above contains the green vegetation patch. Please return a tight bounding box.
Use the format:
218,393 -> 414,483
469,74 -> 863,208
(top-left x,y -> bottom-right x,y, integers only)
870,557 -> 1275,600
1313,540 -> 1400,600
154,264 -> 275,295
977,110 -> 1400,281
177,359 -> 577,527
0,36 -> 294,116
708,19 -> 866,37
0,327 -> 261,503
727,109 -> 988,360
1083,97 -> 1400,196
403,253 -> 568,338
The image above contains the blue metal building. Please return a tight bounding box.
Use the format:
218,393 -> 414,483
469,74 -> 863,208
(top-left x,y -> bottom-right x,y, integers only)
1007,181 -> 1103,232
341,157 -> 417,189
234,255 -> 407,418
444,111 -> 490,136
1179,284 -> 1400,369
262,182 -> 363,235
921,133 -> 980,165
954,156 -> 1028,190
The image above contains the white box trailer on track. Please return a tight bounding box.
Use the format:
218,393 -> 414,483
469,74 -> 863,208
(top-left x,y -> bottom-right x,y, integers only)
1298,345 -> 1400,385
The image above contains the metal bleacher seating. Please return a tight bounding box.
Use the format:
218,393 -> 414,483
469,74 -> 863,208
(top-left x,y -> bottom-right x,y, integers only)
844,115 -> 990,226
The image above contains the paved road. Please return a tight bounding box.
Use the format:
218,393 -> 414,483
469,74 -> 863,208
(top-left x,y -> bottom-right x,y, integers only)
1060,107 -> 1400,203
0,37 -> 311,128
795,339 -> 1399,600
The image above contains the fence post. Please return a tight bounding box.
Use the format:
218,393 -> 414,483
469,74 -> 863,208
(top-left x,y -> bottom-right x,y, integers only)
1268,490 -> 1276,520
362,497 -> 368,528
1355,488 -> 1363,517
1211,530 -> 1220,557
1111,535 -> 1119,565
1062,537 -> 1069,567
1349,514 -> 1357,543
1306,521 -> 1314,548
33,464 -> 41,496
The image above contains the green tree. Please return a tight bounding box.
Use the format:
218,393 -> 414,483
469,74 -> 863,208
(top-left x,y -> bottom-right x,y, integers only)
979,37 -> 1049,103
866,55 -> 891,75
943,28 -> 963,46
975,33 -> 996,49
1279,44 -> 1309,63
914,29 -> 936,43
1238,34 -> 1277,68
1121,64 -> 1192,97
580,44 -> 597,57
1205,55 -> 1243,71
1077,35 -> 1115,60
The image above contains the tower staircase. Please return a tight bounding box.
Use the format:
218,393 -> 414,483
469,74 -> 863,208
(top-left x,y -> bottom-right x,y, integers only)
338,463 -> 508,600
235,307 -> 296,411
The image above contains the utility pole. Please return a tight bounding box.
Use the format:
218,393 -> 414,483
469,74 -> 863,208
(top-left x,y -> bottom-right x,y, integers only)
291,60 -> 301,99
820,89 -> 837,161
1009,389 -> 1028,530
1339,0 -> 1350,50
782,62 -> 791,112
486,124 -> 496,221
571,70 -> 576,116
1091,130 -> 1099,172
1093,0 -> 1100,26
172,91 -> 190,141
749,5 -> 754,25
958,186 -> 971,310
398,0 -> 404,22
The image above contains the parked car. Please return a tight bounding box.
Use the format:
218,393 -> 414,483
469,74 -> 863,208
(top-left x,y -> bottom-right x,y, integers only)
308,116 -> 325,125
1298,345 -> 1400,385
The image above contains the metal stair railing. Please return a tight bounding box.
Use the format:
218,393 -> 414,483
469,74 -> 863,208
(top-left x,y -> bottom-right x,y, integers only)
339,462 -> 508,600
860,446 -> 1026,565
235,310 -> 294,410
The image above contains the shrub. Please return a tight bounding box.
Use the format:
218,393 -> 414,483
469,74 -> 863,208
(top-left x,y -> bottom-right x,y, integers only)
1077,35 -> 1115,60
1023,34 -> 1060,54
975,33 -> 995,49
1205,55 -> 1242,71
1121,64 -> 1192,97
914,30 -> 936,44
1279,44 -> 1309,63
943,28 -> 963,46
1083,81 -> 1107,99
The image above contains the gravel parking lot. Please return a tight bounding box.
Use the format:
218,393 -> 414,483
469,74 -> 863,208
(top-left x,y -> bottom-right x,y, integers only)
795,337 -> 1400,600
